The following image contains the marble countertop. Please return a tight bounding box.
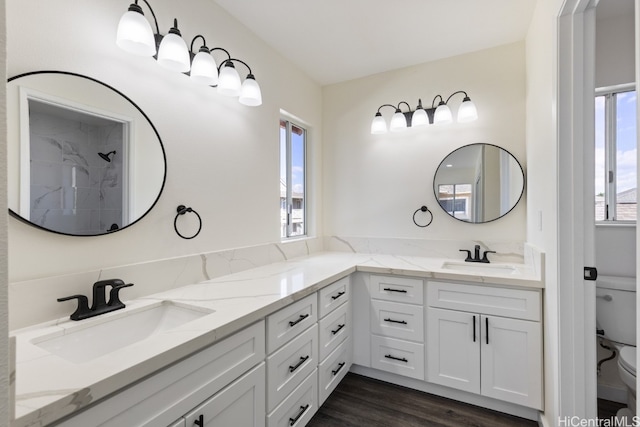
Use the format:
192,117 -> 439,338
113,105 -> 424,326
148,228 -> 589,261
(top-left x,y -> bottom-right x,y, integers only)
10,251 -> 543,427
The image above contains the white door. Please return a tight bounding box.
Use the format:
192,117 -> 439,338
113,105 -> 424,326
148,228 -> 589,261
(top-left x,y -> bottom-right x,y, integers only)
480,315 -> 543,409
426,308 -> 480,394
184,363 -> 265,427
557,0 -> 598,418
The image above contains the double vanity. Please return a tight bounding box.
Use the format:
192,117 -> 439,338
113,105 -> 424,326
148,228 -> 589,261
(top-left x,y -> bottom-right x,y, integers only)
11,251 -> 543,427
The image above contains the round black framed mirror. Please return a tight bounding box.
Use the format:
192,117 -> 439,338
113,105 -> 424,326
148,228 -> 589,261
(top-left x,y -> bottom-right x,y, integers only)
433,143 -> 524,223
7,71 -> 167,236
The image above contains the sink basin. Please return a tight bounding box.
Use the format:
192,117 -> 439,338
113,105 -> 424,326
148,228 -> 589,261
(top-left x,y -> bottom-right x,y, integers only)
441,261 -> 520,275
32,301 -> 212,364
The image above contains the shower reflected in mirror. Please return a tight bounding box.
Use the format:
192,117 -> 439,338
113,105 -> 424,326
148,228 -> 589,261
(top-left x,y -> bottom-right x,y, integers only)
98,150 -> 117,163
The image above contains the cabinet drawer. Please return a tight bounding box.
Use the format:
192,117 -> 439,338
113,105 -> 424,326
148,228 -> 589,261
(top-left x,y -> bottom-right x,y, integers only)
370,335 -> 424,380
267,369 -> 318,427
369,275 -> 424,304
58,321 -> 265,427
168,419 -> 185,427
370,300 -> 423,342
267,324 -> 318,412
184,363 -> 265,427
318,338 -> 351,405
318,276 -> 350,318
267,293 -> 317,353
427,281 -> 541,321
318,302 -> 350,361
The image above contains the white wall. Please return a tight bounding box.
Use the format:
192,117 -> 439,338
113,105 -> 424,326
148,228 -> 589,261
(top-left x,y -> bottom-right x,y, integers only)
322,42 -> 526,241
593,3 -> 637,401
525,0 -> 563,424
7,0 -> 323,282
596,7 -> 636,88
594,7 -> 636,280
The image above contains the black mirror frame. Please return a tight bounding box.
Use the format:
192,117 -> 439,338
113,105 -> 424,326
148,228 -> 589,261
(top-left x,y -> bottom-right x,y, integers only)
7,70 -> 167,237
432,143 -> 525,224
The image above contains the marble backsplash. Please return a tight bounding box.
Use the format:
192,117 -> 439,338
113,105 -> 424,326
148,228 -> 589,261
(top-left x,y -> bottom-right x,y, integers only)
9,235 -> 538,330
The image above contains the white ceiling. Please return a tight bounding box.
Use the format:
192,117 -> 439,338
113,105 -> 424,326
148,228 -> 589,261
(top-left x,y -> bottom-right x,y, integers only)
214,0 -> 538,85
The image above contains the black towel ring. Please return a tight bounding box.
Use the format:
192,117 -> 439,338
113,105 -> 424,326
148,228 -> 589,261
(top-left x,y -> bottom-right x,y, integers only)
412,205 -> 433,228
174,205 -> 202,239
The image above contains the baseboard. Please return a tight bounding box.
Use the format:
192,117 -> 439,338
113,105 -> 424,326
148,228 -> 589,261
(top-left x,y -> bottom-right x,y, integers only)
597,383 -> 627,404
349,364 -> 541,422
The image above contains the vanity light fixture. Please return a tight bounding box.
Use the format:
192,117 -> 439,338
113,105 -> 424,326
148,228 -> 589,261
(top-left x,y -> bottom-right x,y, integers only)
371,91 -> 477,134
116,0 -> 262,106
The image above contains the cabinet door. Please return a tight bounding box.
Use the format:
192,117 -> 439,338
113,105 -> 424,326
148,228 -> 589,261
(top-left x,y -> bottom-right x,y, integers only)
480,315 -> 543,409
184,363 -> 265,427
426,308 -> 480,394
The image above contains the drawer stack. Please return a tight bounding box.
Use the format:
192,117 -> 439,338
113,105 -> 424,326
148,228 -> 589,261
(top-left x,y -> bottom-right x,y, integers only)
368,275 -> 425,380
317,276 -> 352,405
266,294 -> 318,427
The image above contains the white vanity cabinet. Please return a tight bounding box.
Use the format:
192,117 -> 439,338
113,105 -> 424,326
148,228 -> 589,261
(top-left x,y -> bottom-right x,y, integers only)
368,275 -> 425,380
57,321 -> 266,427
266,293 -> 319,426
182,363 -> 266,427
317,277 -> 351,405
426,281 -> 543,410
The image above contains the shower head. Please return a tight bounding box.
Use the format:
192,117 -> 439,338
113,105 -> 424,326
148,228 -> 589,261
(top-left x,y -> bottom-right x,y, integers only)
98,150 -> 116,162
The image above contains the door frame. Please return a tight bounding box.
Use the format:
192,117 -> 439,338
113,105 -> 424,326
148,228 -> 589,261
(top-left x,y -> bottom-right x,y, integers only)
557,0 -> 598,419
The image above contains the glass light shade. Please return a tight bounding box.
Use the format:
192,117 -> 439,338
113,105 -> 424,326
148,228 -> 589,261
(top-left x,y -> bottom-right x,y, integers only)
434,103 -> 453,125
371,114 -> 387,134
116,8 -> 156,56
157,25 -> 190,72
218,62 -> 242,97
190,49 -> 218,85
239,75 -> 263,106
389,110 -> 408,132
411,108 -> 429,127
457,98 -> 478,122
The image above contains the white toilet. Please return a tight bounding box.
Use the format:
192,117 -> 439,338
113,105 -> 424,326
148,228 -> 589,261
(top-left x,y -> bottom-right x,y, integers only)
596,275 -> 637,417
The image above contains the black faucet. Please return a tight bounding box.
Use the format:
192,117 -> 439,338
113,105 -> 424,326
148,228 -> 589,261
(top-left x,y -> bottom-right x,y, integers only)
58,279 -> 134,321
459,245 -> 496,263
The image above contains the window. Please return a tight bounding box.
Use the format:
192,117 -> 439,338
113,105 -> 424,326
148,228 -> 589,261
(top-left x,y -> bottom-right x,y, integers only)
280,119 -> 306,238
595,86 -> 637,221
437,184 -> 472,220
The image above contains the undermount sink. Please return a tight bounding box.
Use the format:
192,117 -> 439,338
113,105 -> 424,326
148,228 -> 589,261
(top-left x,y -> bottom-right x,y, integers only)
32,301 -> 212,364
440,261 -> 520,275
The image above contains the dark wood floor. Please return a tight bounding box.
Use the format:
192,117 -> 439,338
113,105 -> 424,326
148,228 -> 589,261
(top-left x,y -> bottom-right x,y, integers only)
307,373 -> 538,427
598,398 -> 626,419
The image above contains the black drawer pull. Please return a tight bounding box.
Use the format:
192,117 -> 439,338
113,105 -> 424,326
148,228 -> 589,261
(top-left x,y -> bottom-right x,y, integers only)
473,315 -> 476,342
486,317 -> 489,345
289,404 -> 310,426
288,313 -> 309,327
332,362 -> 346,376
331,323 -> 345,335
384,318 -> 407,325
384,354 -> 408,363
383,287 -> 407,293
331,291 -> 346,300
194,414 -> 204,427
289,355 -> 310,373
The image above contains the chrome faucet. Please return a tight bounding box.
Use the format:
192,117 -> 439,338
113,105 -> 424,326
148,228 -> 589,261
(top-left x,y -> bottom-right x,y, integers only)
58,279 -> 134,321
459,245 -> 496,263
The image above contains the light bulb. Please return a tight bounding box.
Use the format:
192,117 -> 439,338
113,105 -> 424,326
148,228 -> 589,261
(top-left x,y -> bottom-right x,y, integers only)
411,108 -> 429,127
457,97 -> 478,122
371,113 -> 387,134
390,109 -> 407,132
116,3 -> 156,56
218,62 -> 242,97
157,19 -> 190,72
239,74 -> 263,106
190,47 -> 218,85
434,102 -> 453,125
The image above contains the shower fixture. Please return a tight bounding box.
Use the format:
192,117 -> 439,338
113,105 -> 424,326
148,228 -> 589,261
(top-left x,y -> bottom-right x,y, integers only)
98,151 -> 117,162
